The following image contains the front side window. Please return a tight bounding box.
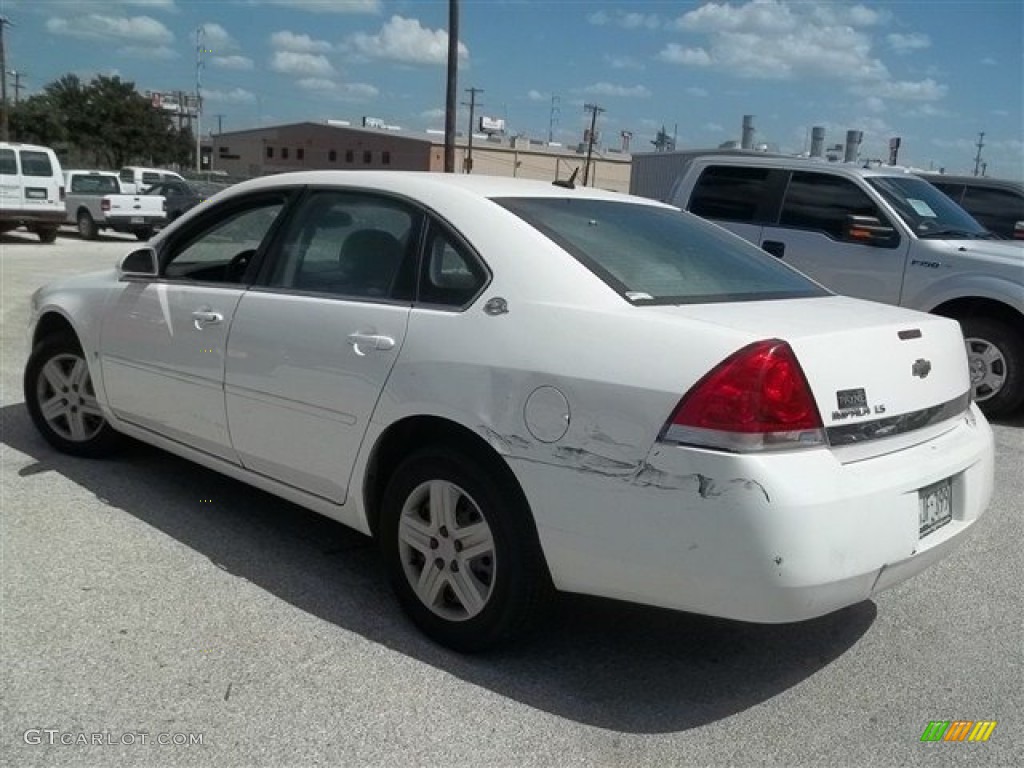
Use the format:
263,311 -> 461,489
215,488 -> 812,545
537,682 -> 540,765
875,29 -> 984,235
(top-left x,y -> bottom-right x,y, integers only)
0,149 -> 18,175
496,197 -> 826,305
267,190 -> 420,300
689,165 -> 774,223
780,172 -> 889,241
19,151 -> 54,177
163,196 -> 288,283
868,176 -> 989,239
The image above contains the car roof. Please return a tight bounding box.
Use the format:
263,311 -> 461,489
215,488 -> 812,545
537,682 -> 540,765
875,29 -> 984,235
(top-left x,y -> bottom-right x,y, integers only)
680,152 -> 921,180
217,170 -> 672,206
0,142 -> 58,153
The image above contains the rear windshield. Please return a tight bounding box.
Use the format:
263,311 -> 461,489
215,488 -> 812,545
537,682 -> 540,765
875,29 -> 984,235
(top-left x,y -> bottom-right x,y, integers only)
494,197 -> 827,304
20,151 -> 54,177
70,175 -> 120,194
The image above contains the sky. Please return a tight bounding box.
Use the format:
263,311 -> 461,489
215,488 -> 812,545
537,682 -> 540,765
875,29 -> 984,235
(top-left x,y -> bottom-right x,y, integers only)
4,0 -> 1022,179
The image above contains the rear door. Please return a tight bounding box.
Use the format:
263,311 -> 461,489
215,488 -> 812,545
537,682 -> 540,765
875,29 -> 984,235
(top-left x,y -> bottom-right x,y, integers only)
16,149 -> 61,215
0,147 -> 21,213
760,170 -> 910,304
224,189 -> 423,503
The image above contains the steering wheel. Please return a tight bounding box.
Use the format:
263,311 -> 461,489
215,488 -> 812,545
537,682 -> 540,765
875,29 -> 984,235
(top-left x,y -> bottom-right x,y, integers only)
226,248 -> 256,281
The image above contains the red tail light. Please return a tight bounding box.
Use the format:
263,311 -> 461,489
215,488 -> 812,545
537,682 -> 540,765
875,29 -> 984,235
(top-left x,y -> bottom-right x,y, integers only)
101,198 -> 111,212
661,339 -> 825,452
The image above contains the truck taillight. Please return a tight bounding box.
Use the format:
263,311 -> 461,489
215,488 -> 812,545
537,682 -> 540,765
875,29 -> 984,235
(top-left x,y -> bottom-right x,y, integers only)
101,198 -> 111,212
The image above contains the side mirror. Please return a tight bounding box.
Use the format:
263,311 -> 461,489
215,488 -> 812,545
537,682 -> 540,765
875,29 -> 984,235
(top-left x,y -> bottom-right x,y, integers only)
119,247 -> 158,277
844,215 -> 897,247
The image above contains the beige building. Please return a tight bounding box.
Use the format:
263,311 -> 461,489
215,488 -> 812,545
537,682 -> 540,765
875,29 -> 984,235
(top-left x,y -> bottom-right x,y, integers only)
209,121 -> 632,192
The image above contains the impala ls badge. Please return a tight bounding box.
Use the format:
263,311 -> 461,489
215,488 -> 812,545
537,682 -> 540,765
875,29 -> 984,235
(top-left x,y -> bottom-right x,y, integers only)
912,358 -> 932,379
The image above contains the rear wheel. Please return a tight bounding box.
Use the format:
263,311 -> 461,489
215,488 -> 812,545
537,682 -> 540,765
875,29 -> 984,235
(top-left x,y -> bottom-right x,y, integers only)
24,334 -> 124,457
77,210 -> 98,240
379,447 -> 550,652
961,316 -> 1024,418
37,227 -> 58,244
135,227 -> 154,241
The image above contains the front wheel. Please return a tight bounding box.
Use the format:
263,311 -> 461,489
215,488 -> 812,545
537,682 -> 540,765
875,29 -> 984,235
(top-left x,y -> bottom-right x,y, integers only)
961,316 -> 1024,418
379,447 -> 551,652
135,227 -> 154,241
24,334 -> 124,457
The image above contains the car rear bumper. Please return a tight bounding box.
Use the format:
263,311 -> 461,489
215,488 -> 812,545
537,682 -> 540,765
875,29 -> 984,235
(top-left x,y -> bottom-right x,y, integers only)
107,216 -> 164,233
509,405 -> 994,623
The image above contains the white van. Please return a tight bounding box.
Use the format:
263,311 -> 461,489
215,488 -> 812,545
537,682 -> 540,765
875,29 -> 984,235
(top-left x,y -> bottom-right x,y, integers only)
0,142 -> 66,243
118,166 -> 185,194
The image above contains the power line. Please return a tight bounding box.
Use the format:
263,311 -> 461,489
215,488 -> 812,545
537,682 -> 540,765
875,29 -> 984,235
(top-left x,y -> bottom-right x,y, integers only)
973,131 -> 985,177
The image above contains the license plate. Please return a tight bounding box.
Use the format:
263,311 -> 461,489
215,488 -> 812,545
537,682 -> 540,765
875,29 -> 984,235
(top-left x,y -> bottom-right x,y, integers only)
919,478 -> 953,538
25,188 -> 46,199
130,217 -> 144,224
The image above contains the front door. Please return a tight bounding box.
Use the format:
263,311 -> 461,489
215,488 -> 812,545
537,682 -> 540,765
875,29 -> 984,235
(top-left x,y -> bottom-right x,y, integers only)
100,193 -> 291,461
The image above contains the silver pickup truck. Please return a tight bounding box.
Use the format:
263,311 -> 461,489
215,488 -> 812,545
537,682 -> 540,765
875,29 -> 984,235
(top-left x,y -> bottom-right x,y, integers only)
63,170 -> 166,241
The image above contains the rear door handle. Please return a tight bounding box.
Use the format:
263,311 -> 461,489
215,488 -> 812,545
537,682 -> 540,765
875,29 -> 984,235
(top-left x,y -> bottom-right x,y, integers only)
191,309 -> 224,329
347,332 -> 396,355
762,240 -> 786,258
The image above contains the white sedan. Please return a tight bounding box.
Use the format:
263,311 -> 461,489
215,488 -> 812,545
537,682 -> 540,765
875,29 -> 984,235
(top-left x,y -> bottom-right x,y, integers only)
24,172 -> 994,651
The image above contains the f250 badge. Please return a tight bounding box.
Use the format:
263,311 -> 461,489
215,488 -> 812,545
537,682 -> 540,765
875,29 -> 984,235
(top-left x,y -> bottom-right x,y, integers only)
832,387 -> 887,420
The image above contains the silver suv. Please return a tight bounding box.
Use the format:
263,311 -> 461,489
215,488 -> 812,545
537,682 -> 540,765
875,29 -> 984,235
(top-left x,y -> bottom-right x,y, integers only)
662,153 -> 1024,417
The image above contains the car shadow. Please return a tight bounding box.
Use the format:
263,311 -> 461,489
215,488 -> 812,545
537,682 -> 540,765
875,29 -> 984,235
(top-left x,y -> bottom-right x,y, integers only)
0,402 -> 875,733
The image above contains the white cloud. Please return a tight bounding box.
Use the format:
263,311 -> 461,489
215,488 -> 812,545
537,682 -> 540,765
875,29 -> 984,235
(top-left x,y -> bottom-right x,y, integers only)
270,51 -> 336,76
348,16 -> 467,66
658,45 -> 712,67
887,32 -> 930,53
121,45 -> 178,59
270,30 -> 333,53
853,78 -> 947,102
203,87 -> 257,104
863,95 -> 886,113
587,11 -> 609,26
580,82 -> 651,98
337,83 -> 379,99
606,54 -> 644,70
260,0 -> 381,12
200,23 -> 236,51
686,86 -> 708,97
46,14 -> 174,45
421,108 -> 445,121
213,55 -> 255,71
704,122 -> 724,132
588,10 -> 659,29
296,78 -> 378,100
527,89 -> 548,102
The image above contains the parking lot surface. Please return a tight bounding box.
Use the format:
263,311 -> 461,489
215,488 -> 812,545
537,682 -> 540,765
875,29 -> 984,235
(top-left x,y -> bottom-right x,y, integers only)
2,231 -> 1022,767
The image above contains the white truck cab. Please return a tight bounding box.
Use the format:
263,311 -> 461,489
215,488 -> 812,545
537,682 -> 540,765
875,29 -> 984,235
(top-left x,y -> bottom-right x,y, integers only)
661,153 -> 1024,417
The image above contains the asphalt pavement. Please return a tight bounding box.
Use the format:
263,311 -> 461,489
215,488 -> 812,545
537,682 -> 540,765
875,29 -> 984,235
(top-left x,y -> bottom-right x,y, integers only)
1,229 -> 1021,767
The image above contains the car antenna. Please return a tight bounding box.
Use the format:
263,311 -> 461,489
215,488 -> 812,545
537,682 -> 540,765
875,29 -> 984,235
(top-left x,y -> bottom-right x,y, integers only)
552,168 -> 579,190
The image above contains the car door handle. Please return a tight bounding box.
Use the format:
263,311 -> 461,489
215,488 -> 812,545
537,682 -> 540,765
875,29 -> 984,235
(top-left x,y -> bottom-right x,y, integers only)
347,332 -> 396,355
762,240 -> 786,258
191,309 -> 224,329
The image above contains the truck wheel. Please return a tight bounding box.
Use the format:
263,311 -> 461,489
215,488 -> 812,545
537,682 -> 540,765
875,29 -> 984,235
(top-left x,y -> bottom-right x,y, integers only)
77,210 -> 98,240
961,316 -> 1024,418
135,228 -> 154,241
37,227 -> 59,244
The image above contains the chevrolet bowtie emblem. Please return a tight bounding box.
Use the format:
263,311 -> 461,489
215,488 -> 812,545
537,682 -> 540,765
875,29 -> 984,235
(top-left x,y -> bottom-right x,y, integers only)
912,358 -> 932,378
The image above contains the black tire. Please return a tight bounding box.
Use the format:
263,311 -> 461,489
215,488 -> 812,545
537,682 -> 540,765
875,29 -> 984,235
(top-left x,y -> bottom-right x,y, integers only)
135,228 -> 154,241
961,316 -> 1024,418
77,210 -> 98,240
379,447 -> 551,652
24,334 -> 124,457
37,227 -> 59,244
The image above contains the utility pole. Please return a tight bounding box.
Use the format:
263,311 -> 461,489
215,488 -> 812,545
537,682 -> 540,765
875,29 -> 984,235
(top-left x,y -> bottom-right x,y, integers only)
212,113 -> 224,134
582,103 -> 604,186
443,0 -> 459,173
548,94 -> 559,144
462,86 -> 483,173
9,69 -> 24,104
973,131 -> 985,177
195,27 -> 205,172
0,16 -> 12,142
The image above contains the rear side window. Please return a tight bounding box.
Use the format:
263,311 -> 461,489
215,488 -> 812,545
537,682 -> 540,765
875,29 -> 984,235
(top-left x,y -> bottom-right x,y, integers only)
929,181 -> 966,204
780,172 -> 886,239
0,149 -> 16,175
419,224 -> 488,307
495,197 -> 826,305
19,151 -> 54,177
689,165 -> 774,223
120,169 -> 134,183
142,172 -> 161,185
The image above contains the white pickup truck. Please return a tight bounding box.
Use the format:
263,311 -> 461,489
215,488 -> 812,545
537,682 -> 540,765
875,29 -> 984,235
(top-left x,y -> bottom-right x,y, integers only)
63,170 -> 166,241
